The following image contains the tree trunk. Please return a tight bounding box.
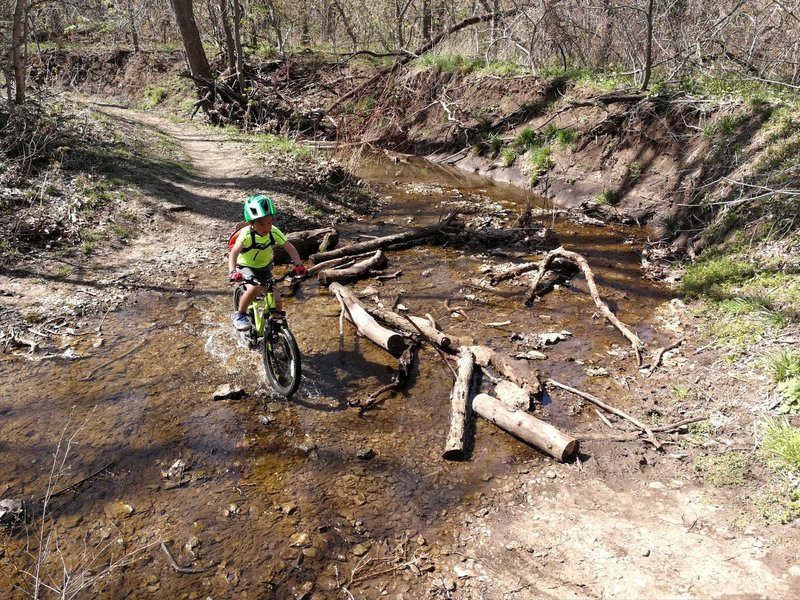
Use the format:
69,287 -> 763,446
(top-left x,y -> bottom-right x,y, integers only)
443,347 -> 475,460
126,0 -> 140,52
641,0 -> 655,91
473,394 -> 578,462
11,0 -> 27,105
219,0 -> 236,72
232,0 -> 245,93
171,0 -> 212,81
329,283 -> 406,356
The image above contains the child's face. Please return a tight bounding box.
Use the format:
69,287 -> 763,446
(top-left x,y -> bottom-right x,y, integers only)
252,215 -> 273,235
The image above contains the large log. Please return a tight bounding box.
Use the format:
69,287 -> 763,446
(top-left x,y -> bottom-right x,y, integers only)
472,394 -> 578,462
318,250 -> 387,284
443,347 -> 475,460
273,227 -> 339,263
364,305 -> 451,350
329,282 -> 406,356
309,213 -> 457,263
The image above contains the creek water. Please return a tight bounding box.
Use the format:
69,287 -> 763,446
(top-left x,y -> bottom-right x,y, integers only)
0,155 -> 671,598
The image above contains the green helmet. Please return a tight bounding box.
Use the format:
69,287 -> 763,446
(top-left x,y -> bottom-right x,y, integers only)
243,194 -> 276,221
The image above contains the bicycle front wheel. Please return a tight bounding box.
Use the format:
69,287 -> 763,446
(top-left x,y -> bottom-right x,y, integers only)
232,283 -> 245,311
262,327 -> 301,397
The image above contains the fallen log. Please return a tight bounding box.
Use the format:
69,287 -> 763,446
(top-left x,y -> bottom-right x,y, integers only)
472,394 -> 578,462
329,282 -> 405,356
318,250 -> 387,284
309,213 -> 457,263
364,305 -> 451,349
443,347 -> 475,460
274,227 -> 339,263
490,256 -> 578,286
526,247 -> 645,363
306,252 -> 374,276
469,345 -> 542,399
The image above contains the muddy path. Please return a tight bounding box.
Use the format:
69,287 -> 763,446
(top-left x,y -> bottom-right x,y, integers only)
1,106 -> 799,599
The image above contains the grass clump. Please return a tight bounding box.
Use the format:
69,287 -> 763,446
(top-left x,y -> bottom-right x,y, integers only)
499,147 -> 518,167
528,145 -> 554,173
258,134 -> 311,159
140,86 -> 168,110
695,452 -> 750,486
762,351 -> 800,414
593,189 -> 616,205
753,418 -> 800,523
679,254 -> 756,298
761,417 -> 800,472
417,53 -> 483,74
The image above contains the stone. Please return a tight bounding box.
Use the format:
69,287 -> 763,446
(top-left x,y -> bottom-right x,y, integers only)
213,384 -> 246,401
356,448 -> 375,460
0,499 -> 24,524
289,532 -> 310,547
352,543 -> 369,556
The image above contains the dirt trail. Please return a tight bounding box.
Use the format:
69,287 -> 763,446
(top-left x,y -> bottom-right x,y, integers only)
3,106 -> 799,599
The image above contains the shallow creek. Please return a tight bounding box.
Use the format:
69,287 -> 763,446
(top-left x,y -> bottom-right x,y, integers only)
0,156 -> 671,597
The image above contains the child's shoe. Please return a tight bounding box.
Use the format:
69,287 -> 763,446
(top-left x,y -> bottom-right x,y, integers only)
232,311 -> 251,331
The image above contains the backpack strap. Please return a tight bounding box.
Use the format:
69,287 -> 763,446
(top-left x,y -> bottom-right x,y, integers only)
243,228 -> 275,252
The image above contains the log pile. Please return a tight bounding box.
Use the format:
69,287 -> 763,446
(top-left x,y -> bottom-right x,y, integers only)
267,219 -> 679,466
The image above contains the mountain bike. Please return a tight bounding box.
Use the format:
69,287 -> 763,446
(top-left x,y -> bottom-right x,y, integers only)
232,275 -> 301,397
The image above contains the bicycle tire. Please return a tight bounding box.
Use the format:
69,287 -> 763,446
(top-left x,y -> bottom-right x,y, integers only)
262,326 -> 301,397
232,283 -> 245,311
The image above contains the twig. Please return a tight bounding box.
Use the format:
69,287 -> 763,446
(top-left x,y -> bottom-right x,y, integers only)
160,542 -> 209,574
594,408 -> 616,430
641,338 -> 683,377
547,379 -> 660,448
82,339 -> 148,381
42,460 -> 116,501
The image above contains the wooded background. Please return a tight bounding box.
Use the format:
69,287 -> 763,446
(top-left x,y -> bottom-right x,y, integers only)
4,1 -> 800,105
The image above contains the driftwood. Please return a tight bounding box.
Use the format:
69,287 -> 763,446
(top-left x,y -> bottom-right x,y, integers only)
363,305 -> 451,349
443,347 -> 475,460
468,345 -> 542,398
472,394 -> 578,462
490,256 -> 577,286
318,250 -> 387,284
309,212 -> 457,263
359,341 -> 416,413
547,379 -> 660,448
526,247 -> 645,364
329,282 -> 405,356
306,252 -> 374,277
273,227 -> 339,263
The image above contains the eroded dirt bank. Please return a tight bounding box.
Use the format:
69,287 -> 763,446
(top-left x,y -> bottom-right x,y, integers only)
2,104 -> 799,599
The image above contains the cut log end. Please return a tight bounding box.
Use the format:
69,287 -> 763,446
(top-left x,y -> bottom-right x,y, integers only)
442,447 -> 466,461
560,439 -> 579,462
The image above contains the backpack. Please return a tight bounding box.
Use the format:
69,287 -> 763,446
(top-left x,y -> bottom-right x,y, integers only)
227,222 -> 275,252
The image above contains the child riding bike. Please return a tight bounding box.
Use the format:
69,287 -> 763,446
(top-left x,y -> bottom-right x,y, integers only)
228,194 -> 307,331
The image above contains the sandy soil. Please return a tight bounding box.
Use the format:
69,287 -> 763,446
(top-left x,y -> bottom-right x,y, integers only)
3,105 -> 799,600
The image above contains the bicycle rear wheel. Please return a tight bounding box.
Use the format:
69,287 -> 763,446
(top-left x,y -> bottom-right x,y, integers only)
262,326 -> 301,397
